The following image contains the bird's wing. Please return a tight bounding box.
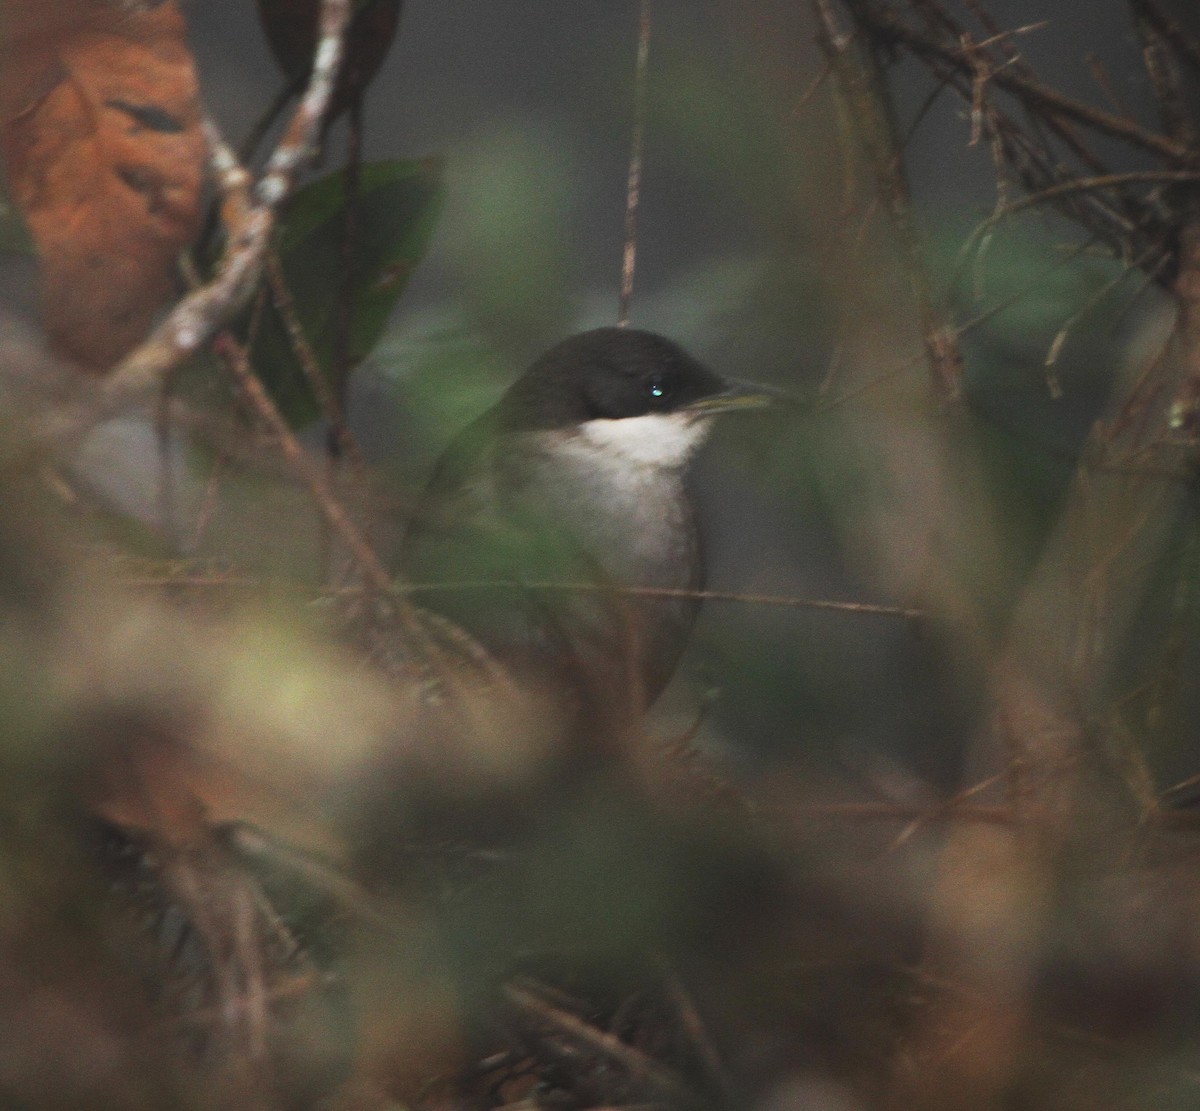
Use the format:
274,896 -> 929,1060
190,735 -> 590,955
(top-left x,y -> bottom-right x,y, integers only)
399,420 -> 645,726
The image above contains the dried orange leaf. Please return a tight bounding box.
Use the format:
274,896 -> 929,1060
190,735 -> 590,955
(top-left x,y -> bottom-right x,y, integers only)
1,1 -> 206,370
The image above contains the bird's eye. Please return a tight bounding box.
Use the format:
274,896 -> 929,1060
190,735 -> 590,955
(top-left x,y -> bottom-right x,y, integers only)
646,373 -> 673,403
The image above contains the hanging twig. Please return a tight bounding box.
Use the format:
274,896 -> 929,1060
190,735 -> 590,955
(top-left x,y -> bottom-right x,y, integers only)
1042,245 -> 1160,398
263,248 -> 366,472
618,0 -> 652,327
329,92 -> 365,445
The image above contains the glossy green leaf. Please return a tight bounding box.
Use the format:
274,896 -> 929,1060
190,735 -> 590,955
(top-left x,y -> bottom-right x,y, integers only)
247,157 -> 444,427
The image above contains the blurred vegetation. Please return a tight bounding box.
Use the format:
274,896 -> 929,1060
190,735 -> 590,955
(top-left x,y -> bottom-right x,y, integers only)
7,2 -> 1200,1111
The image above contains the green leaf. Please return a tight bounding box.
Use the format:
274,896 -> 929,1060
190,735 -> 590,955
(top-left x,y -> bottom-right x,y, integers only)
246,157 -> 444,427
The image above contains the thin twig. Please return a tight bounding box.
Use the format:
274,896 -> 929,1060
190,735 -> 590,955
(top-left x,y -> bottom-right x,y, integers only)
504,982 -> 698,1107
792,801 -> 1013,824
955,5 -> 1122,187
154,380 -> 179,548
330,92 -> 365,448
213,335 -> 500,687
240,73 -> 309,168
1041,245 -> 1159,398
397,580 -> 924,619
819,236 -> 1104,413
1129,0 -> 1200,79
887,773 -> 1007,850
854,3 -> 1195,163
188,452 -> 227,552
892,25 -> 1159,261
1130,0 -> 1194,144
618,0 -> 652,327
263,249 -> 366,472
654,957 -> 732,1104
970,170 -> 1200,241
1084,53 -> 1135,120
955,170 -> 1197,293
212,332 -> 391,594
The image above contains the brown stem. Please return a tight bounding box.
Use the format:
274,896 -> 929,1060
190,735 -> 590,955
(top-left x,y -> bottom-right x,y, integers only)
330,92 -> 365,449
212,332 -> 391,594
856,3 -> 1195,164
1129,0 -> 1200,76
618,0 -> 652,327
403,580 -> 924,618
1132,8 -> 1194,145
503,981 -> 697,1106
263,249 -> 366,473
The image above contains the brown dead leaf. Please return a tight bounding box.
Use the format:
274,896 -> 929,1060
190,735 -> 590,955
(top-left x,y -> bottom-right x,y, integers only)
1,0 -> 206,370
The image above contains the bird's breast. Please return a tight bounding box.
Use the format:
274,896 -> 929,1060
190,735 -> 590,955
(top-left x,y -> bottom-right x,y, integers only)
511,429 -> 700,595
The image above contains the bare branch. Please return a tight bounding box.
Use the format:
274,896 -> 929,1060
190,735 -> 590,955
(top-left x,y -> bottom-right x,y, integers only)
504,981 -> 699,1107
263,249 -> 366,473
402,580 -> 925,619
1129,0 -> 1200,77
1130,0 -> 1195,144
213,332 -> 391,595
853,2 -> 1195,163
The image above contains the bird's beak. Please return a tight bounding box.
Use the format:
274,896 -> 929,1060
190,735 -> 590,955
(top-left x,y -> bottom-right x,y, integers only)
684,377 -> 789,414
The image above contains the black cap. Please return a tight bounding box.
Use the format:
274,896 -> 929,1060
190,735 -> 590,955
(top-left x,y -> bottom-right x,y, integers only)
496,327 -> 732,431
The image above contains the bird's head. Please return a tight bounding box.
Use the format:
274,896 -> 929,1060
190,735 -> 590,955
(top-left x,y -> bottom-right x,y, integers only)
499,327 -> 775,469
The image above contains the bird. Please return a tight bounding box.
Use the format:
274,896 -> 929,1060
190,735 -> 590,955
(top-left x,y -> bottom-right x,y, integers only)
399,326 -> 773,753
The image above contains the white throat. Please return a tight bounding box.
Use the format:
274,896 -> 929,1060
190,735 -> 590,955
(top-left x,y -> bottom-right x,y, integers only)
568,411 -> 713,470
511,411 -> 710,587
